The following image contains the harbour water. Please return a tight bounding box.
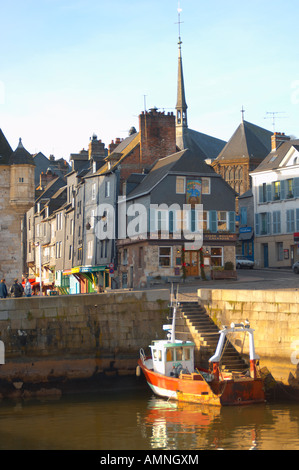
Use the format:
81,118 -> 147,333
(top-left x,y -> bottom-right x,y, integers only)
1,387 -> 299,451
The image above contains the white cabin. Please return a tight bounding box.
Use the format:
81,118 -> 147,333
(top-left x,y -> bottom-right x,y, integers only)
150,339 -> 195,377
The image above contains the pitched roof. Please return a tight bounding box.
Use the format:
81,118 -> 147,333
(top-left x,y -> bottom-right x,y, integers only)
9,138 -> 35,166
0,129 -> 13,165
177,127 -> 226,160
252,139 -> 299,173
214,120 -> 272,162
126,148 -> 218,200
97,132 -> 140,175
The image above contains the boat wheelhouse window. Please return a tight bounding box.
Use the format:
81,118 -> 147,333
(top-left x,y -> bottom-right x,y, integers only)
184,348 -> 191,360
176,348 -> 183,361
166,348 -> 175,362
153,349 -> 162,362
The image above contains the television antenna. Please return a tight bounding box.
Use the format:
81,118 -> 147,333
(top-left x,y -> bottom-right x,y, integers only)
264,111 -> 287,133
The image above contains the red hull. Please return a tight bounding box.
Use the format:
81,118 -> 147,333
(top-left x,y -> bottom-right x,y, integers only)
138,359 -> 265,406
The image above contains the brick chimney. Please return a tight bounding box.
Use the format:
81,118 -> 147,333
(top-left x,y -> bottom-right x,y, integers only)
271,132 -> 290,151
139,108 -> 176,169
108,138 -> 123,155
88,134 -> 106,161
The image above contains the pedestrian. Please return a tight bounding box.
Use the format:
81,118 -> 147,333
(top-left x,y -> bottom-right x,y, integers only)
24,278 -> 32,297
10,279 -> 24,298
0,279 -> 8,299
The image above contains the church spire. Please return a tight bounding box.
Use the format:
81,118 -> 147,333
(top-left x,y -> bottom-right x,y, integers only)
175,4 -> 188,130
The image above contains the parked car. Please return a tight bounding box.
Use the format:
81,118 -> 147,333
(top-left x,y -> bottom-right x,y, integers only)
293,261 -> 299,274
236,255 -> 254,269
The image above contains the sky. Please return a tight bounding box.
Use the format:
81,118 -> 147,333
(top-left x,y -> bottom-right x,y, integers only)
1,0 -> 299,160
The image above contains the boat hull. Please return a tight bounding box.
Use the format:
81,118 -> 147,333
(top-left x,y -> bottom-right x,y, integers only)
138,359 -> 265,407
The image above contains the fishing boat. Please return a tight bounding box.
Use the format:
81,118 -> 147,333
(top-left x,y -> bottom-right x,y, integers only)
137,295 -> 265,407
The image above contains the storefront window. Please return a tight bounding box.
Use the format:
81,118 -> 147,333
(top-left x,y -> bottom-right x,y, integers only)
211,247 -> 223,267
159,247 -> 172,267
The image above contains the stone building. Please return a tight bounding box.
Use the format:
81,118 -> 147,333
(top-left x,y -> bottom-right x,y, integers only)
211,118 -> 273,197
0,131 -> 35,286
118,147 -> 237,289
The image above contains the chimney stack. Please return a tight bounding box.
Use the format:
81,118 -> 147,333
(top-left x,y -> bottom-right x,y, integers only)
271,132 -> 290,151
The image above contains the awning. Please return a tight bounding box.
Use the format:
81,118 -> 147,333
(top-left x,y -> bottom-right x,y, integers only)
63,266 -> 107,275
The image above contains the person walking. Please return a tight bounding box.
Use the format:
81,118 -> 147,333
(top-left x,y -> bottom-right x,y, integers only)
24,278 -> 32,297
0,279 -> 8,299
10,279 -> 24,298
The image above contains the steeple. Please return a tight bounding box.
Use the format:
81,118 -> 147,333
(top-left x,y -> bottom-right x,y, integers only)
175,5 -> 188,131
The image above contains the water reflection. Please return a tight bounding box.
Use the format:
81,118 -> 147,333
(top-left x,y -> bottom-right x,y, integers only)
0,390 -> 299,450
141,396 -> 299,450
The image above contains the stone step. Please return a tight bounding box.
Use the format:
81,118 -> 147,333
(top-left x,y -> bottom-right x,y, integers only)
178,302 -> 249,374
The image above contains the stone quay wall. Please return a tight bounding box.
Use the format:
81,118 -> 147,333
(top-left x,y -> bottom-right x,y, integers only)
0,289 -> 169,398
198,288 -> 299,386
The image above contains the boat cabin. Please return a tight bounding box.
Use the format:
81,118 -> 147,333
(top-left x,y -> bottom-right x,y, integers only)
150,339 -> 195,377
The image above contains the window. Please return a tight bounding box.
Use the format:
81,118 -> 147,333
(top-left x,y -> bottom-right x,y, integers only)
203,211 -> 208,231
202,178 -> 210,195
217,212 -> 227,231
92,183 -> 96,200
273,211 -> 281,234
211,247 -> 223,267
69,245 -> 73,261
56,213 -> 63,231
56,241 -> 62,259
287,179 -> 294,198
18,177 -> 24,183
159,247 -> 172,267
105,181 -> 110,198
273,181 -> 281,200
123,249 -> 128,265
166,348 -> 175,362
276,242 -> 283,262
87,240 -> 93,259
138,247 -> 143,268
176,177 -> 186,194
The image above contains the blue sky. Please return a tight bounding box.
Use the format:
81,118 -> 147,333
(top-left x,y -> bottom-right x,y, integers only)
1,0 -> 299,159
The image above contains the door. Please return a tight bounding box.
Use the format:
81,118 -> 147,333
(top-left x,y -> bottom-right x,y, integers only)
263,244 -> 269,268
185,251 -> 199,277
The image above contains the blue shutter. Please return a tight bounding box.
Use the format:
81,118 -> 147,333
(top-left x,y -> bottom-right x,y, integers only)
294,178 -> 299,198
267,212 -> 271,234
149,208 -> 157,233
229,212 -> 236,233
281,180 -> 287,199
209,211 -> 217,233
266,184 -> 272,202
258,186 -> 263,203
255,213 -> 260,235
296,209 -> 299,231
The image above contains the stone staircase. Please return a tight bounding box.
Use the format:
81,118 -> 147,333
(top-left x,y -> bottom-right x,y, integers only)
173,301 -> 249,374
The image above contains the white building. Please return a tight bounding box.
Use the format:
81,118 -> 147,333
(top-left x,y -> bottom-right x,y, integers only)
250,133 -> 299,268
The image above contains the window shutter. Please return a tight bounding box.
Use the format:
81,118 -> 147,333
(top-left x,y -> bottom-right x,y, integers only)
209,211 -> 217,233
294,178 -> 299,198
229,211 -> 236,233
266,184 -> 272,202
255,213 -> 260,235
267,212 -> 271,234
281,180 -> 287,199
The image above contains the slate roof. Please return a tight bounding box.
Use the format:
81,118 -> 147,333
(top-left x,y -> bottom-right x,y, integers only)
126,148 -> 219,201
177,127 -> 226,160
0,129 -> 13,165
9,138 -> 35,166
252,139 -> 299,173
214,120 -> 272,162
